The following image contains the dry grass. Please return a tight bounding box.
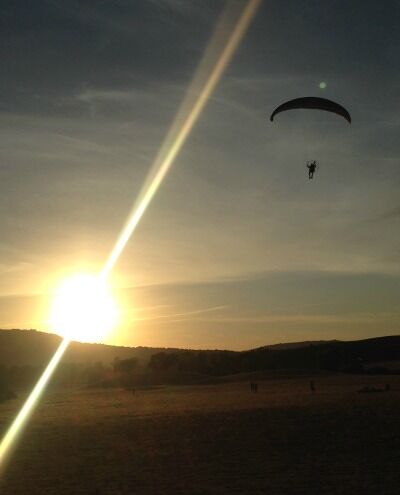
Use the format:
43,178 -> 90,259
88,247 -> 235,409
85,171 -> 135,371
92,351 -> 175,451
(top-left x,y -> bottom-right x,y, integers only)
0,374 -> 399,494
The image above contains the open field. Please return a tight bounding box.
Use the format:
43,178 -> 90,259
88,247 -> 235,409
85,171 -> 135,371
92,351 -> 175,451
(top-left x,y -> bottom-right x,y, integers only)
1,374 -> 399,494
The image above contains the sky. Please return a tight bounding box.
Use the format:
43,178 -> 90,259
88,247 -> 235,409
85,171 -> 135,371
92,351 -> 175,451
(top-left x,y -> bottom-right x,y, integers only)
0,0 -> 399,349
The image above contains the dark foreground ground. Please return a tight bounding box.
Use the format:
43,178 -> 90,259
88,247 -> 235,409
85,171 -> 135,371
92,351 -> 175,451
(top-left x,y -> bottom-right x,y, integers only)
0,374 -> 399,494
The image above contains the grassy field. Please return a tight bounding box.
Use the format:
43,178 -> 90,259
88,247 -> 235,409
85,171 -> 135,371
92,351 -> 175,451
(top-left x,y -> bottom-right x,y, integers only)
0,374 -> 399,494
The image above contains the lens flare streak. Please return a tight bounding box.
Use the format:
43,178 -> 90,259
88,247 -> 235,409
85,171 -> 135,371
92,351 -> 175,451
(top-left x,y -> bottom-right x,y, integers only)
101,0 -> 261,279
0,338 -> 70,469
0,0 -> 261,471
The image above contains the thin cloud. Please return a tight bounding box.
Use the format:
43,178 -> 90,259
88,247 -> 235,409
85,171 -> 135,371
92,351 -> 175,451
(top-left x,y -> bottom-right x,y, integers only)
0,262 -> 33,276
76,89 -> 148,104
193,312 -> 400,325
133,305 -> 229,323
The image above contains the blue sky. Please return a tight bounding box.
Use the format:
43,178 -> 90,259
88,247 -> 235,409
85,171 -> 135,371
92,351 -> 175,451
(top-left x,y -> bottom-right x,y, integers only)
0,1 -> 399,348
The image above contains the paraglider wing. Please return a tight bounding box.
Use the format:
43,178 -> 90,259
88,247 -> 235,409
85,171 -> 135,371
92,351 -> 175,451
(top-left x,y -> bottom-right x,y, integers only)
270,97 -> 351,124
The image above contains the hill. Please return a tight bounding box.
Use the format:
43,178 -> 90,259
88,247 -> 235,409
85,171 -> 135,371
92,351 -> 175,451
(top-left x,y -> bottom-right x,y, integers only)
146,335 -> 400,383
0,330 -> 399,383
0,329 -> 173,367
264,340 -> 338,350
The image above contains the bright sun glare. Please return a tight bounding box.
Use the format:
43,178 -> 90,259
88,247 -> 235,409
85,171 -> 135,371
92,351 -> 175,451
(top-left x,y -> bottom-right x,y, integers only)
50,274 -> 119,343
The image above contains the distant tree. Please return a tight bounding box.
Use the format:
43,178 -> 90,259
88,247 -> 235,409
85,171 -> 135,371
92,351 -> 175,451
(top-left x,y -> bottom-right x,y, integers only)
114,357 -> 138,374
148,352 -> 179,372
0,365 -> 17,402
113,357 -> 121,372
113,357 -> 138,388
85,361 -> 107,387
0,364 -> 6,387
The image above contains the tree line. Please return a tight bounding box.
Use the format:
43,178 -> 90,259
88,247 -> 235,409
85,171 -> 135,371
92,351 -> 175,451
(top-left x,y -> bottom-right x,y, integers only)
1,336 -> 398,400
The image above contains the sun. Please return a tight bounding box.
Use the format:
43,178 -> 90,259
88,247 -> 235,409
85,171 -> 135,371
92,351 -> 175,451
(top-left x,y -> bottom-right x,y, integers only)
49,274 -> 119,343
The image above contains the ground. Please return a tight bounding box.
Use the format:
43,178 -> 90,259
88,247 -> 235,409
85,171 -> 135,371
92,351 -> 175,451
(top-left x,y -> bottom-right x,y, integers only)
0,374 -> 399,494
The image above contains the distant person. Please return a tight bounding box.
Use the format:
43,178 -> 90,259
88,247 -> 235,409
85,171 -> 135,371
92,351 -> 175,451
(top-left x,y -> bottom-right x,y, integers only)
310,380 -> 316,393
306,161 -> 317,179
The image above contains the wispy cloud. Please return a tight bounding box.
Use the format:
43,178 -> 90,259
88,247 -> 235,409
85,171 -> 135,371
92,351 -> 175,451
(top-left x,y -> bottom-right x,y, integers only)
0,262 -> 34,276
134,305 -> 229,323
76,88 -> 148,104
191,312 -> 400,325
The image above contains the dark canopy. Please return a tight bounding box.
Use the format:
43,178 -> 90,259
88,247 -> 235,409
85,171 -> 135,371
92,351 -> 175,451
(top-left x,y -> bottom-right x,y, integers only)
270,97 -> 351,124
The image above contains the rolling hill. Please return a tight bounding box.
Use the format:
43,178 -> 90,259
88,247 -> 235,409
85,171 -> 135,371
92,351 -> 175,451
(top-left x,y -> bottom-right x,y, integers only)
0,330 -> 398,375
